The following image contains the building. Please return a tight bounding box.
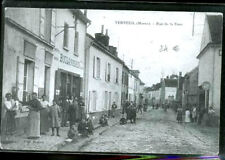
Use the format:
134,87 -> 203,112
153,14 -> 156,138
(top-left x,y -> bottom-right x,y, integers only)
182,67 -> 199,108
53,9 -> 90,103
160,75 -> 178,104
150,83 -> 161,105
176,72 -> 184,104
3,8 -> 56,134
197,14 -> 222,120
2,8 -> 90,134
128,71 -> 136,102
85,30 -> 123,118
121,63 -> 129,105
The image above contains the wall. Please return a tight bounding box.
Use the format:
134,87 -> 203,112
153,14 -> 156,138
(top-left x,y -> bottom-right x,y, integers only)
165,87 -> 177,100
200,16 -> 212,51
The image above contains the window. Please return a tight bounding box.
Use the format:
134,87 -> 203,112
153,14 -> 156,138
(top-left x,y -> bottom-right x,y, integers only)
96,57 -> 101,79
92,91 -> 97,111
107,63 -> 111,82
104,91 -> 108,110
63,23 -> 69,49
93,56 -> 95,78
74,31 -> 79,56
44,66 -> 50,99
23,60 -> 35,102
44,9 -> 52,43
116,68 -> 119,83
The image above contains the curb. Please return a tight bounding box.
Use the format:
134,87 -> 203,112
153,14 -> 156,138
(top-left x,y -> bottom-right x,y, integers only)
52,118 -> 119,151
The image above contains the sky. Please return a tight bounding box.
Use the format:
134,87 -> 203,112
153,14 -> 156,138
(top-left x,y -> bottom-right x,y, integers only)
86,10 -> 212,87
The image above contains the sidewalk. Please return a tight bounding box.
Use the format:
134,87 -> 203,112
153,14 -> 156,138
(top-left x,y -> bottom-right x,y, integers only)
1,116 -> 120,151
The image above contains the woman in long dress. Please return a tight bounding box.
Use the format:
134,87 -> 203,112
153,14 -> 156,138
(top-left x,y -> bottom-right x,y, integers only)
2,93 -> 17,142
26,92 -> 43,139
185,108 -> 191,123
40,95 -> 50,134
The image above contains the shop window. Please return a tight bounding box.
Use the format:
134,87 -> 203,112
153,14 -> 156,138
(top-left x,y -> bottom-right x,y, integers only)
67,74 -> 72,97
23,59 -> 35,102
63,23 -> 69,49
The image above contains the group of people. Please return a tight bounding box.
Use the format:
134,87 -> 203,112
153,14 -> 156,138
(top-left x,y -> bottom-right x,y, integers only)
2,92 -> 94,142
176,104 -> 216,126
122,100 -> 143,124
176,105 -> 198,124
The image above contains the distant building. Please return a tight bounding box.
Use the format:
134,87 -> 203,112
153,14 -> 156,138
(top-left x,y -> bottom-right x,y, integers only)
197,14 -> 222,119
182,67 -> 199,108
160,75 -> 178,104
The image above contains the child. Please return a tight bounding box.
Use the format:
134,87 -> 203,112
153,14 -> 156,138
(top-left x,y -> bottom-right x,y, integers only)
67,125 -> 78,141
49,100 -> 61,136
78,119 -> 88,137
86,116 -> 94,135
99,114 -> 108,127
120,114 -> 127,125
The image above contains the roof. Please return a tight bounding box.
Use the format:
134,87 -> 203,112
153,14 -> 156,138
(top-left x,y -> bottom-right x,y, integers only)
164,79 -> 177,88
207,15 -> 223,44
197,15 -> 223,59
86,33 -> 124,64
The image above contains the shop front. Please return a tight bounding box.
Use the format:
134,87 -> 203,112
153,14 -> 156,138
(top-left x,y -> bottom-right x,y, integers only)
52,52 -> 84,102
54,69 -> 81,101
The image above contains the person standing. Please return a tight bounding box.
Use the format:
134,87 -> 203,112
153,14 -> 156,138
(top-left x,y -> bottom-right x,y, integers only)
61,96 -> 70,127
49,99 -> 61,136
184,108 -> 191,123
192,105 -> 197,123
77,97 -> 85,122
2,93 -> 17,142
111,102 -> 117,118
25,92 -> 43,139
176,107 -> 183,123
68,97 -> 77,128
40,95 -> 50,135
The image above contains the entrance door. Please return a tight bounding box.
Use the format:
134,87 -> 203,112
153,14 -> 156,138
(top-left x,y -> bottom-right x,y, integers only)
60,72 -> 67,98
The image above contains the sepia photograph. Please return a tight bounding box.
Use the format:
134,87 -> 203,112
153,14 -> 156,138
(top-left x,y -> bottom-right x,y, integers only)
0,7 -> 222,155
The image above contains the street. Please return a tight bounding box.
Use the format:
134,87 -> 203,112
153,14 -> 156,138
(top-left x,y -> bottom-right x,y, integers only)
60,107 -> 219,155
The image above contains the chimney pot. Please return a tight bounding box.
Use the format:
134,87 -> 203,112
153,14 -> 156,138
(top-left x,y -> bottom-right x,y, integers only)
101,25 -> 104,34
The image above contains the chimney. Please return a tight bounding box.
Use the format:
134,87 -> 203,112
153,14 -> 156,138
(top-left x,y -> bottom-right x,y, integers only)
109,46 -> 118,56
95,26 -> 110,46
106,29 -> 108,36
84,10 -> 87,17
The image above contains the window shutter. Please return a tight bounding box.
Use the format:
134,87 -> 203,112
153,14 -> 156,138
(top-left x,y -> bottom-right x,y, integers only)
93,56 -> 95,78
50,9 -> 56,45
74,31 -> 79,55
40,9 -> 45,39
